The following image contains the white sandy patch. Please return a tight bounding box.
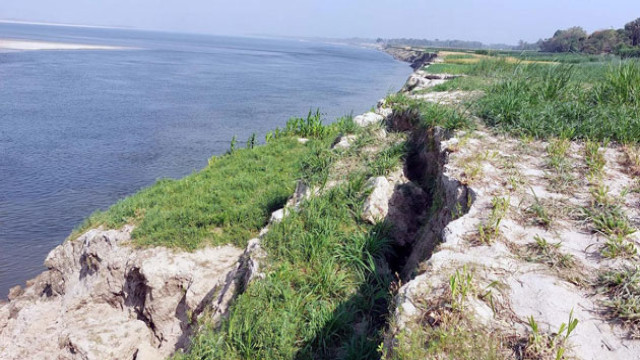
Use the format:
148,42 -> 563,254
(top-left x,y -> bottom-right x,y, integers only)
0,39 -> 129,51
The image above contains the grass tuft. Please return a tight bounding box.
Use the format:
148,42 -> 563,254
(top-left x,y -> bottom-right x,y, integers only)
471,196 -> 509,245
597,267 -> 640,335
524,235 -> 575,269
582,185 -> 636,239
601,236 -> 638,259
368,142 -> 406,176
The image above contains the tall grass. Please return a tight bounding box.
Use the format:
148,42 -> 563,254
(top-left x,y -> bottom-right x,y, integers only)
594,61 -> 640,106
475,60 -> 640,143
272,109 -> 329,139
178,178 -> 396,360
423,63 -> 469,75
301,143 -> 335,186
508,52 -> 618,64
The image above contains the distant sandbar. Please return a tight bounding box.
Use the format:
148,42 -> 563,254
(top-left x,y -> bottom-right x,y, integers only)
0,39 -> 129,51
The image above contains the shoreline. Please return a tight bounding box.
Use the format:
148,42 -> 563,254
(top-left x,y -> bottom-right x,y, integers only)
0,19 -> 132,30
380,45 -> 438,69
0,38 -> 131,51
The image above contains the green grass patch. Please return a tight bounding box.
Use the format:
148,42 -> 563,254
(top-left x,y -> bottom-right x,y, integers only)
423,63 -> 469,75
506,52 -> 618,64
443,54 -> 477,60
368,142 -> 406,177
385,95 -> 475,132
73,110 -> 350,250
429,76 -> 490,92
73,137 -> 311,249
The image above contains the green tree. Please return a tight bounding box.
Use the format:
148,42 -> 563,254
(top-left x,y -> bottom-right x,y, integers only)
540,27 -> 587,52
582,29 -> 623,54
624,18 -> 640,46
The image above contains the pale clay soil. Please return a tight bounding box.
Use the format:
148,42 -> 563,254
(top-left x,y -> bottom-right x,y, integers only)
394,117 -> 640,359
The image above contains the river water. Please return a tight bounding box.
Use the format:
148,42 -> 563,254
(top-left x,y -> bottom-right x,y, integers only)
0,22 -> 410,297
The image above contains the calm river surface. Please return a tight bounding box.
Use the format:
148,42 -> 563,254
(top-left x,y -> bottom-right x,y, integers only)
0,22 -> 410,296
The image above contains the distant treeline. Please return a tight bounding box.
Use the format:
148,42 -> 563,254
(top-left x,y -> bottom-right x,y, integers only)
377,38 -> 513,50
518,17 -> 640,58
379,17 -> 640,57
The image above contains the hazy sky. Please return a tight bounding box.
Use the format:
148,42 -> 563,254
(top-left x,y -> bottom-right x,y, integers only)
1,0 -> 637,44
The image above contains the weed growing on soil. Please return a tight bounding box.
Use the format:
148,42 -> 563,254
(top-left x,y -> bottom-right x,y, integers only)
450,266 -> 474,311
597,267 -> 640,336
621,145 -> 640,177
473,196 -> 509,245
384,267 -> 507,360
525,235 -> 575,269
584,139 -> 607,178
602,236 -> 638,259
544,138 -> 578,193
519,311 -> 579,360
525,191 -> 553,228
582,185 -> 637,239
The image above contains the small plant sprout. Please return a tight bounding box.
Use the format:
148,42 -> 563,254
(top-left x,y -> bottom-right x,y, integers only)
526,188 -> 552,228
229,135 -> 237,154
474,196 -> 509,244
584,139 -> 607,178
525,310 -> 579,359
246,132 -> 257,149
449,266 -> 473,311
558,309 -> 579,341
555,310 -> 579,360
527,315 -> 543,351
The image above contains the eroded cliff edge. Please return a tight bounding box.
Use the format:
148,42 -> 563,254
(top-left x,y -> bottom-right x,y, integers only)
0,226 -> 245,359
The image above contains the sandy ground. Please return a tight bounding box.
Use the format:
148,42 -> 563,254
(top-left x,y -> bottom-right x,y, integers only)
0,39 -> 129,51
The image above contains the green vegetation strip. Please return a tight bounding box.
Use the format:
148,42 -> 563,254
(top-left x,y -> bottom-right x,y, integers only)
74,110 -> 346,250
424,55 -> 640,144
